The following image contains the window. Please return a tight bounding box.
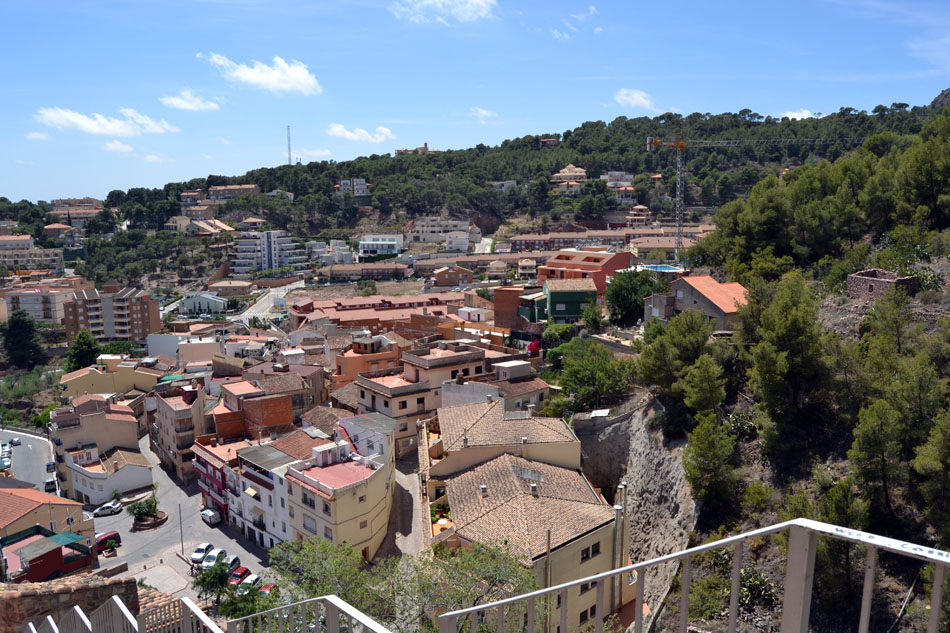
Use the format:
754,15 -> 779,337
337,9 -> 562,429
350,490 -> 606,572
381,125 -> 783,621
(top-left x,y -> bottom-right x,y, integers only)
399,400 -> 407,410
399,423 -> 408,432
323,502 -> 331,516
268,495 -> 272,507
289,506 -> 294,518
579,611 -> 588,625
383,400 -> 389,408
282,522 -> 286,533
555,303 -> 566,311
581,546 -> 590,562
280,498 -> 285,508
324,526 -> 333,540
360,390 -> 365,399
580,580 -> 597,594
359,495 -> 366,503
360,520 -> 367,529
416,397 -> 425,406
303,515 -> 316,533
66,516 -> 75,526
592,542 -> 600,557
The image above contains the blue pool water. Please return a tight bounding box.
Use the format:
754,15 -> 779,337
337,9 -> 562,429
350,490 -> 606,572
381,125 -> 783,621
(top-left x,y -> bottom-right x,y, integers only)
643,264 -> 682,272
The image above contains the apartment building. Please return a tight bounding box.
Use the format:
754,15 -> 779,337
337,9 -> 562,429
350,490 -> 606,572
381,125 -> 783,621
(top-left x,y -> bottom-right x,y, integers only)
358,234 -> 404,258
193,436 -> 253,518
63,284 -> 161,343
0,236 -> 64,272
431,266 -> 474,287
49,198 -> 103,228
1,276 -> 93,323
356,342 -> 489,456
306,240 -> 354,266
0,489 -> 94,547
152,386 -> 211,483
285,413 -> 395,560
180,291 -> 226,315
50,394 -> 152,505
551,164 -> 588,182
230,231 -> 308,280
180,189 -> 206,206
59,354 -> 165,399
230,442 -> 301,549
335,178 -> 371,196
331,335 -> 403,388
536,249 -> 633,295
408,216 -> 471,243
208,184 -> 260,201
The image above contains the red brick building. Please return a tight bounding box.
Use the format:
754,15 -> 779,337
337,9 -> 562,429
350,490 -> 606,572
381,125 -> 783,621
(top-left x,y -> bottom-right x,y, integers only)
431,266 -> 474,287
63,284 -> 160,343
536,249 -> 633,294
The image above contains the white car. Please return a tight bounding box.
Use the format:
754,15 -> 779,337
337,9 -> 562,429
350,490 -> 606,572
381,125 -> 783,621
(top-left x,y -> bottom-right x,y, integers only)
190,543 -> 215,565
236,574 -> 262,595
200,508 -> 221,526
201,548 -> 228,570
93,500 -> 123,517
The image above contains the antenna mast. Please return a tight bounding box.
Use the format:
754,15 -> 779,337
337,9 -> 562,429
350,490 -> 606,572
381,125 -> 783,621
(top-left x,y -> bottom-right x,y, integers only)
287,126 -> 292,166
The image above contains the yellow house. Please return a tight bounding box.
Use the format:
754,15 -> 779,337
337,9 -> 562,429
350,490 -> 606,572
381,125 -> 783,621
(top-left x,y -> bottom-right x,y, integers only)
49,394 -> 152,504
285,414 -> 395,561
59,354 -> 164,399
431,454 -> 632,633
0,488 -> 94,544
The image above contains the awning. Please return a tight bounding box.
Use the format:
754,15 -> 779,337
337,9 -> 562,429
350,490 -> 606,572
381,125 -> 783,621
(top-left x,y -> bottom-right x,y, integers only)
244,487 -> 258,498
250,506 -> 265,516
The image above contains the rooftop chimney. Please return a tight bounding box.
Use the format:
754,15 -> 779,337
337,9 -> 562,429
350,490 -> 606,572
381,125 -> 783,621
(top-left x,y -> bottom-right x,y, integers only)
530,483 -> 538,497
480,484 -> 488,498
463,436 -> 469,447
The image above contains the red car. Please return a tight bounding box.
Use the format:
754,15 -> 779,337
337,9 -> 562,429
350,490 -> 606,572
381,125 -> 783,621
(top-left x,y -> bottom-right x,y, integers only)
228,566 -> 251,586
259,583 -> 278,596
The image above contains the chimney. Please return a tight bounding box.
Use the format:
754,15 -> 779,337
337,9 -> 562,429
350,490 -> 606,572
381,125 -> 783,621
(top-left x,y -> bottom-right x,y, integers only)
530,483 -> 538,497
462,436 -> 469,448
480,484 -> 488,498
520,436 -> 527,456
113,460 -> 119,471
455,374 -> 464,385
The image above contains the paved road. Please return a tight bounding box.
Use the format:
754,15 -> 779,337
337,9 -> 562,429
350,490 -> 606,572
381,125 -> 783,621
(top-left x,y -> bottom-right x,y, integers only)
239,280 -> 304,320
161,298 -> 182,317
93,435 -> 271,600
474,237 -> 492,254
0,428 -> 54,489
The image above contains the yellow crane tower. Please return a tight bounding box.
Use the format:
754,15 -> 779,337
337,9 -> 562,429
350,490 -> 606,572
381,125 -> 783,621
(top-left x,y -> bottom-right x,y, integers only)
646,136 -> 865,259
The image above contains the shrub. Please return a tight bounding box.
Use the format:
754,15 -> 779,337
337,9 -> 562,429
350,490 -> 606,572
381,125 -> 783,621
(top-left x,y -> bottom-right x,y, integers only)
742,481 -> 774,515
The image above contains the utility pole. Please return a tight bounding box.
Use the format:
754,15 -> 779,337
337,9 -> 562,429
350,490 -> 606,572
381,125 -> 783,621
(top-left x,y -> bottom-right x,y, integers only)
179,503 -> 184,555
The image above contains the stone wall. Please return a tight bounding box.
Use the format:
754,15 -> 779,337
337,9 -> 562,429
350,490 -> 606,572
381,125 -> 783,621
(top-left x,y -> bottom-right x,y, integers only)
846,268 -> 920,301
0,574 -> 139,633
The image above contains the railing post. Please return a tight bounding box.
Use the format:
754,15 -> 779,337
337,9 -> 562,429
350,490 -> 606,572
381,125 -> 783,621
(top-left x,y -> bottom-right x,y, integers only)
438,613 -> 457,633
728,542 -> 742,632
857,546 -> 876,633
927,563 -> 946,633
780,525 -> 817,633
679,557 -> 690,633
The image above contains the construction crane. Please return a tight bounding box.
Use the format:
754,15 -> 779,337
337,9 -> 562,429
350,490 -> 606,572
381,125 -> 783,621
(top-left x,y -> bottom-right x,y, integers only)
646,136 -> 865,259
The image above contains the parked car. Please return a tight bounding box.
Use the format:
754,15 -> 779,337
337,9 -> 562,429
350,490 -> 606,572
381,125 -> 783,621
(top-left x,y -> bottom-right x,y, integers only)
225,554 -> 241,573
228,566 -> 251,586
1,458 -> 11,471
199,314 -> 212,320
259,583 -> 278,596
190,543 -> 215,565
236,574 -> 262,595
43,478 -> 56,491
200,508 -> 221,526
95,531 -> 121,553
201,548 -> 228,570
9,438 -> 20,446
93,500 -> 123,517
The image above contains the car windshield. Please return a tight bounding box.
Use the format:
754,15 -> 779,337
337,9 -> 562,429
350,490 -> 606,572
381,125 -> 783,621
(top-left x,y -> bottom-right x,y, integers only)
204,552 -> 218,562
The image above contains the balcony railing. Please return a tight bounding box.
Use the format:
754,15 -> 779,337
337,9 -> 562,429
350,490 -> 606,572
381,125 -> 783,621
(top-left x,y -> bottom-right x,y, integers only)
22,519 -> 950,633
437,518 -> 950,633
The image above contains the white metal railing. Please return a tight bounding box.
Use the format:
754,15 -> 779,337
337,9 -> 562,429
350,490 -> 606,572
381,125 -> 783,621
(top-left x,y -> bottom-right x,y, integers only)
226,595 -> 391,633
437,518 -> 949,633
24,596 -> 220,633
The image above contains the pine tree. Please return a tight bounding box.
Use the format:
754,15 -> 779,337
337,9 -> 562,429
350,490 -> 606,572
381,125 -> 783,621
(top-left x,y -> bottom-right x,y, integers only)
65,329 -> 102,372
0,310 -> 46,369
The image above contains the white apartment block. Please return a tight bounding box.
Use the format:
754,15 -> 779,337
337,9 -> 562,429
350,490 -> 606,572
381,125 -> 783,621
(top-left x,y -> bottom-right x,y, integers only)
0,236 -> 64,272
336,178 -> 371,196
443,231 -> 470,253
358,234 -> 405,258
408,216 -> 471,243
231,231 -> 309,279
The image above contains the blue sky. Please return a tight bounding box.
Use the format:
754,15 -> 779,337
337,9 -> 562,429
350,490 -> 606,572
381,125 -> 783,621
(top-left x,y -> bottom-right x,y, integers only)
2,0 -> 949,203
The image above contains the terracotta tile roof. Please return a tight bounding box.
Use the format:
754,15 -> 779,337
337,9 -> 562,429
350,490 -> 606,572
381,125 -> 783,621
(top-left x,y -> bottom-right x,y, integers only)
437,400 -> 575,451
268,428 -> 333,461
544,278 -> 597,293
331,382 -> 360,410
490,376 -> 550,398
0,489 -> 82,529
100,448 -> 152,474
301,405 -> 348,435
444,454 -> 614,561
676,275 -> 748,314
252,373 -> 306,396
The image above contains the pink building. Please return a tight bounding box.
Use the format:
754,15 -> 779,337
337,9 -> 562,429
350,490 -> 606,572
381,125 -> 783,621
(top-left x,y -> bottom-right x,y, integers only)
193,437 -> 253,517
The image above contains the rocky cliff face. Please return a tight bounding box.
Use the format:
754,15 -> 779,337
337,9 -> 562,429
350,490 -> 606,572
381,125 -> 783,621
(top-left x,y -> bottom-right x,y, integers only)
578,401 -> 698,631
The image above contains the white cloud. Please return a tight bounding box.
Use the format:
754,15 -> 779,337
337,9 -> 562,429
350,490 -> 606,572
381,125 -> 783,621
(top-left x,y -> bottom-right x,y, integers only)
201,154 -> 214,160
593,26 -> 603,34
614,88 -> 661,112
297,148 -> 333,158
143,154 -> 163,163
551,28 -> 570,41
159,89 -> 220,111
103,140 -> 133,152
34,107 -> 178,137
470,107 -> 497,124
781,109 -> 814,120
200,52 -> 321,95
571,5 -> 597,20
562,19 -> 578,32
390,0 -> 495,23
217,137 -> 232,145
25,131 -> 49,141
326,123 -> 395,143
